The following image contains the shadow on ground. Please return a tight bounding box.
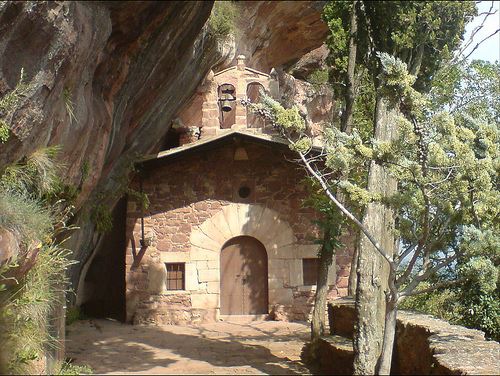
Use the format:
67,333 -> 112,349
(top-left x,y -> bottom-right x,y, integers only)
66,319 -> 312,375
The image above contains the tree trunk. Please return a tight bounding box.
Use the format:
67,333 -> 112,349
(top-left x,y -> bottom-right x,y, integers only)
353,93 -> 398,375
348,232 -> 359,296
341,1 -> 358,294
376,299 -> 397,375
341,0 -> 358,133
311,230 -> 334,340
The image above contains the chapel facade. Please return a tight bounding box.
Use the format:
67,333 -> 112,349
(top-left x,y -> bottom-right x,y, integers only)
124,57 -> 353,325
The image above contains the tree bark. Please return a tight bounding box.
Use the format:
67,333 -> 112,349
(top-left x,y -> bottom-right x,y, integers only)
376,299 -> 398,375
347,233 -> 359,296
341,0 -> 358,133
341,1 -> 359,293
353,93 -> 398,375
311,229 -> 334,340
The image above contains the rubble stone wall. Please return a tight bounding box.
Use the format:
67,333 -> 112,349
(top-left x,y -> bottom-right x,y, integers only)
125,143 -> 354,324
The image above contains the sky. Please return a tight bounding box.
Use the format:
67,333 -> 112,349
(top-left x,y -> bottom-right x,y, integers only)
462,0 -> 500,62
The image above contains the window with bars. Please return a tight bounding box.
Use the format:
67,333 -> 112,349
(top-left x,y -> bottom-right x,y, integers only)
302,258 -> 319,286
165,263 -> 185,290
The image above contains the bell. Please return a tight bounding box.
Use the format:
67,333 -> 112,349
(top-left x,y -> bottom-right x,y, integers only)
220,93 -> 233,112
221,99 -> 232,112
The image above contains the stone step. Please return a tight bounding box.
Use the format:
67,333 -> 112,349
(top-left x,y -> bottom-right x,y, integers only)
218,314 -> 270,323
328,297 -> 355,338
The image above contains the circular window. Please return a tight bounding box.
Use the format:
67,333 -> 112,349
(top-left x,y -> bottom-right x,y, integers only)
238,186 -> 251,199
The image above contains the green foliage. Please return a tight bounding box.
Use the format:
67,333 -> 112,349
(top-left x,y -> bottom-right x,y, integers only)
0,69 -> 29,110
91,203 -> 113,233
127,187 -> 150,210
48,179 -> 80,206
0,146 -> 61,199
0,120 -> 9,143
0,147 -> 77,374
400,286 -> 460,322
208,1 -> 237,39
248,31 -> 499,339
81,160 -> 90,183
66,306 -> 88,326
322,1 -> 352,93
307,69 -> 330,90
56,361 -> 93,375
401,276 -> 500,341
63,87 -> 77,123
0,244 -> 76,374
0,68 -> 30,144
290,137 -> 312,154
458,286 -> 500,340
0,146 -> 67,246
377,55 -> 499,338
323,1 -> 476,92
303,178 -> 346,257
0,191 -> 51,247
246,93 -> 306,133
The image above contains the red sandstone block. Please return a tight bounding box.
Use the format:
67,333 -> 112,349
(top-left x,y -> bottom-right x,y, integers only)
171,233 -> 189,243
194,202 -> 208,210
337,287 -> 348,296
202,128 -> 217,136
336,277 -> 349,289
337,267 -> 350,278
336,255 -> 352,265
157,241 -> 171,251
179,223 -> 191,232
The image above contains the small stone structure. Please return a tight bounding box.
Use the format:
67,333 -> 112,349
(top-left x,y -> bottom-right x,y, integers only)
125,58 -> 354,325
314,298 -> 500,375
172,55 -> 279,141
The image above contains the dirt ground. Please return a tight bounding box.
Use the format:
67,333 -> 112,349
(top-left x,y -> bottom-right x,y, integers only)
65,319 -> 313,375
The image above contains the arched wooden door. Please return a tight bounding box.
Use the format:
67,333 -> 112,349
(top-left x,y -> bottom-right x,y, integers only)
220,236 -> 268,315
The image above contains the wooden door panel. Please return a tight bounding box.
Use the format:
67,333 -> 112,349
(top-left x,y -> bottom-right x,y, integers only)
220,236 -> 268,315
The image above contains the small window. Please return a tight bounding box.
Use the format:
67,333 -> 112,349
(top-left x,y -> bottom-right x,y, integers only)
238,186 -> 251,198
302,258 -> 319,286
165,263 -> 185,290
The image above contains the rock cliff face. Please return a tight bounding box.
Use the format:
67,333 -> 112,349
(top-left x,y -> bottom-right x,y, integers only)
0,1 -> 329,299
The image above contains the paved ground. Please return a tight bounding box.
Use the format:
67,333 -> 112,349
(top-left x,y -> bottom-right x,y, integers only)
65,319 -> 313,375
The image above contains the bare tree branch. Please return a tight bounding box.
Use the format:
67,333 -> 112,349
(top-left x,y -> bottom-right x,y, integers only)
399,279 -> 462,299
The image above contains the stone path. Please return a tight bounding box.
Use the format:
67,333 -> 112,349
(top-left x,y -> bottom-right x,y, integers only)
66,319 -> 313,375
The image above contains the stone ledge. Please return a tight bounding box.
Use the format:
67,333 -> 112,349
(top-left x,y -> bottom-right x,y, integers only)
317,335 -> 354,375
321,298 -> 500,375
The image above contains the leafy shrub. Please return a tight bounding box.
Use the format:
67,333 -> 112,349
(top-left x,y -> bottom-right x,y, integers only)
208,1 -> 237,39
81,160 -> 90,183
400,286 -> 461,323
0,245 -> 76,374
0,68 -> 29,144
401,277 -> 500,341
0,120 -> 9,143
91,203 -> 113,233
57,361 -> 92,375
307,69 -> 329,89
0,147 -> 77,374
0,146 -> 61,199
65,306 -> 87,326
0,191 -> 51,247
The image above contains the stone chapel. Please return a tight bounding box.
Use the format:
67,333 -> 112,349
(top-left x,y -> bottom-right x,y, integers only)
125,56 -> 353,325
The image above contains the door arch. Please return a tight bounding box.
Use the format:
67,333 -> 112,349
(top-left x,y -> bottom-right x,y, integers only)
220,236 -> 268,315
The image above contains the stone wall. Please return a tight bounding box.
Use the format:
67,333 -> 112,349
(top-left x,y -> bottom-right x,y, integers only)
125,142 -> 354,324
314,298 -> 500,375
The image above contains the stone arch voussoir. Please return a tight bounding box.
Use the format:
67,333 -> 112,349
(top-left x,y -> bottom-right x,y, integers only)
191,203 -> 296,258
